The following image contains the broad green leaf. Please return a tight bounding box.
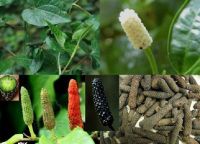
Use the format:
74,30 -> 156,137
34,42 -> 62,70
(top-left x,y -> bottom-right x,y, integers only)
22,6 -> 70,26
45,36 -> 63,52
54,109 -> 70,137
29,75 -> 59,121
13,55 -> 32,68
72,27 -> 88,40
168,0 -> 200,74
37,50 -> 59,74
0,0 -> 14,6
29,50 -> 44,74
39,135 -> 53,144
47,22 -> 67,48
0,59 -> 14,73
58,127 -> 95,144
85,16 -> 100,31
91,32 -> 100,69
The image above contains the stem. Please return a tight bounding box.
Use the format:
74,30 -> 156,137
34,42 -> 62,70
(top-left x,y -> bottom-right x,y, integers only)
28,124 -> 36,139
50,129 -> 57,143
167,0 -> 190,73
61,43 -> 80,74
144,48 -> 158,74
72,3 -> 91,16
3,134 -> 38,144
57,52 -> 61,75
4,134 -> 23,144
61,26 -> 92,74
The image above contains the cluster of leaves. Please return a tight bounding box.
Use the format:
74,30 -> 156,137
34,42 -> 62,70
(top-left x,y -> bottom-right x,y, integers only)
101,0 -> 200,74
0,0 -> 100,74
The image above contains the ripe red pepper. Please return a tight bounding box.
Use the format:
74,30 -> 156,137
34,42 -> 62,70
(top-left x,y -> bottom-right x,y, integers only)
68,79 -> 83,130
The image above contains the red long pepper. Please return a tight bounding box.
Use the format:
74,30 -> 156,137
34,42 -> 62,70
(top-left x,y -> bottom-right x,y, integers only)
68,79 -> 83,130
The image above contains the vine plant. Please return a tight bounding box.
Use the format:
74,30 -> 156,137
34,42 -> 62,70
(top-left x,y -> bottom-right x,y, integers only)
0,0 -> 100,74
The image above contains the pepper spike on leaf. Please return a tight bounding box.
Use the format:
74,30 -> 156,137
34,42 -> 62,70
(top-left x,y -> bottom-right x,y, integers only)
68,79 -> 84,130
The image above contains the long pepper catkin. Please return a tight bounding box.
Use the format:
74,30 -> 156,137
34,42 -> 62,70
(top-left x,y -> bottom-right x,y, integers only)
141,75 -> 151,90
92,78 -> 114,130
145,101 -> 160,117
41,88 -> 55,130
183,104 -> 192,136
182,136 -> 199,144
68,79 -> 83,130
172,75 -> 187,88
20,87 -> 34,126
194,101 -> 200,109
163,75 -> 179,92
170,113 -> 183,144
157,78 -> 174,95
140,103 -> 173,130
119,93 -> 128,110
189,76 -> 198,85
128,75 -> 142,109
143,91 -> 172,99
119,9 -> 153,49
193,119 -> 200,129
132,127 -> 167,143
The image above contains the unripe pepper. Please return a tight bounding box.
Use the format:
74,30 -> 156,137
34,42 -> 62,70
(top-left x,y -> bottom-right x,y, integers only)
68,79 -> 83,130
41,88 -> 55,130
20,86 -> 34,126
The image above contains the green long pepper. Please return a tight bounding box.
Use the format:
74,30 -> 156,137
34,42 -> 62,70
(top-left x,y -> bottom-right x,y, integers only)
20,87 -> 33,126
20,87 -> 36,139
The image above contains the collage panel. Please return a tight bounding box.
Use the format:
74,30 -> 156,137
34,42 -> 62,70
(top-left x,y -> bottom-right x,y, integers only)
0,0 -> 99,75
1,0 -> 200,143
100,0 -> 200,74
85,75 -> 119,131
0,75 -> 19,101
0,75 -> 119,144
99,75 -> 200,144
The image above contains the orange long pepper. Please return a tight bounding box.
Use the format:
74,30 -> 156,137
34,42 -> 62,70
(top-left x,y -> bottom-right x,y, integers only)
68,79 -> 83,130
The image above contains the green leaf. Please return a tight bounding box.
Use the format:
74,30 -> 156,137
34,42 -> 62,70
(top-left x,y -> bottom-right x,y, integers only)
72,27 -> 88,40
0,0 -> 14,6
22,6 -> 70,26
47,22 -> 67,48
0,59 -> 14,73
90,32 -> 100,69
39,135 -> 53,144
29,75 -> 59,121
58,127 -> 95,144
54,109 -> 70,137
85,16 -> 100,31
13,55 -> 32,68
29,50 -> 44,74
45,36 -> 62,52
168,0 -> 200,74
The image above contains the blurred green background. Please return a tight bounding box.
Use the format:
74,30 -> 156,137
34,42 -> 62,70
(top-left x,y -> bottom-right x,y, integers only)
100,0 -> 183,74
0,75 -> 85,142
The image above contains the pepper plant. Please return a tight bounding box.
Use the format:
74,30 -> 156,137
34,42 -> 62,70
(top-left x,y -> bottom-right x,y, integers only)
0,0 -> 100,74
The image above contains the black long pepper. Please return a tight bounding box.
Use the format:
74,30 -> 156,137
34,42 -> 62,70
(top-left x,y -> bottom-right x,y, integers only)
92,78 -> 114,130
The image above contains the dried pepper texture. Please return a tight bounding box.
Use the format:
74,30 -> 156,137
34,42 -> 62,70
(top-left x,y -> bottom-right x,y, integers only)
92,78 -> 114,130
68,79 -> 83,130
20,87 -> 33,126
104,75 -> 200,144
41,88 -> 55,130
